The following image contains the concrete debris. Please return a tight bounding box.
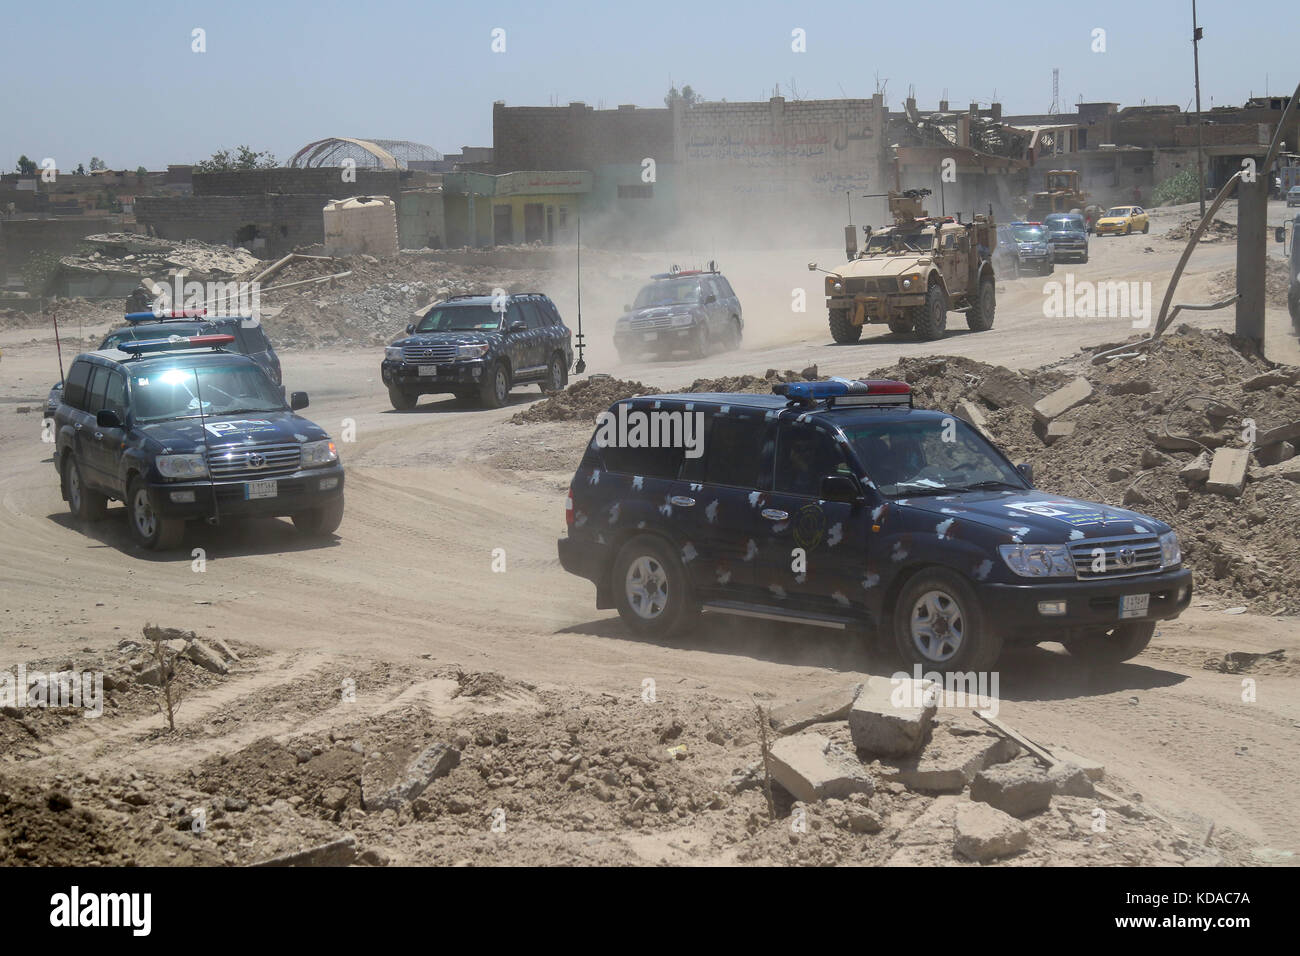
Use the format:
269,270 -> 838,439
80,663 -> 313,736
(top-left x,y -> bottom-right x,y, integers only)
1042,420 -> 1075,445
1046,761 -> 1096,797
848,676 -> 937,757
878,724 -> 1019,793
1032,376 -> 1094,424
1044,746 -> 1106,782
955,400 -> 995,442
1254,442 -> 1295,466
1241,369 -> 1297,391
975,367 -> 1035,408
1258,420 -> 1300,447
251,835 -> 357,867
767,683 -> 863,735
766,733 -> 875,803
182,640 -> 229,675
362,742 -> 460,811
1205,447 -> 1250,498
1252,459 -> 1300,483
953,800 -> 1030,862
1179,452 -> 1212,483
970,758 -> 1055,818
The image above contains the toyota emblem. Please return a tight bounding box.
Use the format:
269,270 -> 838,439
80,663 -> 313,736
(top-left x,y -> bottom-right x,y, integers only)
1117,546 -> 1136,568
248,453 -> 267,469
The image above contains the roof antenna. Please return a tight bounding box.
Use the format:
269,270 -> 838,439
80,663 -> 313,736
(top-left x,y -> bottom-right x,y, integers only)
190,369 -> 221,527
573,211 -> 586,374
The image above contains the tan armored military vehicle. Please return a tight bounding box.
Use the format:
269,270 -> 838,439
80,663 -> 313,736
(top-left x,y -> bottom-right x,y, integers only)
811,189 -> 998,342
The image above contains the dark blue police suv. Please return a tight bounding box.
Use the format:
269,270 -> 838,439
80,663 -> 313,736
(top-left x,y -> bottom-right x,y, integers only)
54,333 -> 343,550
558,379 -> 1191,671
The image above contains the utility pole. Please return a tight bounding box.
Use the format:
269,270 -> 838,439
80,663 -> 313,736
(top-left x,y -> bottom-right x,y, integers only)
1192,0 -> 1206,216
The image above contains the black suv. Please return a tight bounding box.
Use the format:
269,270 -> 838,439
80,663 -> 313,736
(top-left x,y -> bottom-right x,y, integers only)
558,379 -> 1191,672
54,333 -> 343,550
381,293 -> 573,410
103,312 -> 282,387
613,267 -> 743,361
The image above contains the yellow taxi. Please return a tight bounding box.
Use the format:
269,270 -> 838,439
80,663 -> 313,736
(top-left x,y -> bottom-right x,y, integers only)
1095,205 -> 1149,236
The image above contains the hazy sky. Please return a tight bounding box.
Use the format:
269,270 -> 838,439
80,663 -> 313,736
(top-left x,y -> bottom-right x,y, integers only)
4,0 -> 1294,171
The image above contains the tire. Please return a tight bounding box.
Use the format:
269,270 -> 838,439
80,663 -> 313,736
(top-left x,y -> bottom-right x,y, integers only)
64,455 -> 107,522
1081,249 -> 1089,264
478,360 -> 510,409
1288,289 -> 1300,330
388,386 -> 417,411
612,534 -> 699,638
912,283 -> 948,340
126,475 -> 185,551
690,323 -> 710,359
1063,621 -> 1155,664
726,316 -> 743,350
541,352 -> 567,394
1142,221 -> 1149,234
1125,224 -> 1132,236
965,277 -> 996,332
292,495 -> 344,537
828,309 -> 862,344
892,567 -> 1002,673
887,317 -> 912,334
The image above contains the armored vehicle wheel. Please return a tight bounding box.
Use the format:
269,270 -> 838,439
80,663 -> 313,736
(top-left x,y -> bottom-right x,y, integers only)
292,495 -> 344,537
64,454 -> 107,522
912,284 -> 948,340
388,386 -> 417,411
828,309 -> 862,344
966,278 -> 996,332
1289,289 -> 1300,330
478,360 -> 510,408
126,475 -> 185,551
1063,621 -> 1154,664
887,317 -> 912,334
891,567 -> 1001,673
613,535 -> 700,638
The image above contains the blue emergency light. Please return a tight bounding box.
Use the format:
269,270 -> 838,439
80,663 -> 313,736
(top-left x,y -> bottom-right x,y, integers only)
774,378 -> 913,408
124,309 -> 208,323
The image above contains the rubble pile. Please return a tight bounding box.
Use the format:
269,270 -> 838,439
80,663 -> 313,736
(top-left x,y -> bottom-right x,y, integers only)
511,376 -> 661,423
59,233 -> 262,284
1163,217 -> 1237,243
1210,259 -> 1292,310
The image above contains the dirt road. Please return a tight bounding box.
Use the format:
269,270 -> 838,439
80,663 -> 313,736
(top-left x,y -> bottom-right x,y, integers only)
1,199 -> 1298,863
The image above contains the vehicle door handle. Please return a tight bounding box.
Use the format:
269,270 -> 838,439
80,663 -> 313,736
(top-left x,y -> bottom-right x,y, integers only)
73,423 -> 82,430
670,495 -> 695,507
93,432 -> 103,441
762,509 -> 789,521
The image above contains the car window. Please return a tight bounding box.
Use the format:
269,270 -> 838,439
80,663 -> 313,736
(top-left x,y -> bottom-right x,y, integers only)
1011,224 -> 1045,241
132,362 -> 286,423
600,436 -> 684,480
844,419 -> 1022,496
774,424 -> 850,496
416,305 -> 503,332
700,417 -> 773,489
102,369 -> 127,419
86,365 -> 110,414
237,323 -> 270,352
521,302 -> 546,330
633,277 -> 702,309
64,361 -> 93,410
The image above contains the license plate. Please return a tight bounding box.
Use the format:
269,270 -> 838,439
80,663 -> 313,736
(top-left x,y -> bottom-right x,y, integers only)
1119,593 -> 1149,619
245,479 -> 278,500
418,365 -> 437,376
642,332 -> 658,342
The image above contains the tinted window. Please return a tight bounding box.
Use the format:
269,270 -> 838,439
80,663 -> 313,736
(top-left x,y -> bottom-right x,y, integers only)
601,443 -> 683,480
775,424 -> 850,496
701,417 -> 771,488
132,362 -> 285,423
520,302 -> 546,330
237,323 -> 270,352
416,305 -> 502,332
102,370 -> 127,419
717,277 -> 736,298
85,366 -> 109,415
64,361 -> 93,410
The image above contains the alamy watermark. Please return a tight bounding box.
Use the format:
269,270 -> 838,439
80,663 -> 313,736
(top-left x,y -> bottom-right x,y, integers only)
149,277 -> 261,322
594,405 -> 705,458
1,665 -> 104,718
891,664 -> 1000,717
1043,274 -> 1152,328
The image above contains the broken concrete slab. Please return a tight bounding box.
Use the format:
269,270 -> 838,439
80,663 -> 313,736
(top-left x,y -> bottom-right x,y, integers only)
1252,459 -> 1300,483
1258,420 -> 1300,447
1042,420 -> 1075,445
975,367 -> 1034,409
893,794 -> 964,847
362,742 -> 460,811
1044,745 -> 1105,782
953,801 -> 1030,862
1179,452 -> 1212,483
879,725 -> 1020,793
183,639 -> 229,675
252,835 -> 357,867
849,675 -> 937,757
1046,761 -> 1096,797
1032,376 -> 1093,424
1108,378 -> 1154,395
955,400 -> 995,442
1240,369 -> 1296,391
1205,447 -> 1250,498
1106,465 -> 1134,482
766,732 -> 875,803
970,758 -> 1054,818
1255,441 -> 1296,466
768,683 -> 863,735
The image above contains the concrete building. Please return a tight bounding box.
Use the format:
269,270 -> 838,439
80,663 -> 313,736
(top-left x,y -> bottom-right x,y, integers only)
441,170 -> 590,247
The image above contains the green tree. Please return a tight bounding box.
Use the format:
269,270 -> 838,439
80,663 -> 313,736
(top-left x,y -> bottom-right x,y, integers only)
16,155 -> 37,176
664,84 -> 702,107
1152,169 -> 1200,206
74,163 -> 87,175
89,156 -> 107,171
195,145 -> 278,171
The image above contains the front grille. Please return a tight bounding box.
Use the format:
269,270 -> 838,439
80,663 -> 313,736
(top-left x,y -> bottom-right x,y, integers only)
207,442 -> 301,481
402,344 -> 457,363
630,315 -> 675,330
1068,534 -> 1164,580
845,277 -> 900,294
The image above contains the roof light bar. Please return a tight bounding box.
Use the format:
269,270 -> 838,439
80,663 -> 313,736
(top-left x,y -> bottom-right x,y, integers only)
124,309 -> 208,323
116,333 -> 235,355
773,378 -> 913,408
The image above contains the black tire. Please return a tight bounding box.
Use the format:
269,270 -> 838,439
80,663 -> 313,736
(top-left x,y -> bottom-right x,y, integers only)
612,534 -> 699,638
1142,221 -> 1149,234
891,567 -> 1002,673
912,283 -> 948,340
1063,621 -> 1155,664
887,317 -> 912,334
965,277 -> 996,332
478,360 -> 510,408
690,323 -> 711,359
126,475 -> 185,551
726,316 -> 743,350
292,495 -> 344,537
1124,224 -> 1132,236
452,389 -> 477,406
388,386 -> 417,411
541,352 -> 568,394
1081,249 -> 1089,264
1288,289 -> 1300,330
64,455 -> 107,522
828,309 -> 862,344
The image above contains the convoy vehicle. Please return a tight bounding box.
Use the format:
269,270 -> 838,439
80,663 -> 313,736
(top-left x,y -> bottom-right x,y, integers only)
1275,212 -> 1300,329
1043,213 -> 1090,263
613,265 -> 743,362
101,311 -> 282,388
53,334 -> 343,550
1028,170 -> 1089,222
812,189 -> 997,343
558,378 -> 1191,671
1005,222 -> 1054,275
1095,206 -> 1150,236
1287,186 -> 1300,208
381,293 -> 573,410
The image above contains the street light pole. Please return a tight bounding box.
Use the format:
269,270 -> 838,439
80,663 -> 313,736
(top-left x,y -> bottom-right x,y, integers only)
1192,0 -> 1206,216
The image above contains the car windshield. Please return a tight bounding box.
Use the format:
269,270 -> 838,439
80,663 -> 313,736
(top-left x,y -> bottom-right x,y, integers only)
103,324 -> 211,350
841,418 -> 1026,497
633,278 -> 702,309
1012,225 -> 1045,241
416,305 -> 502,332
864,232 -> 935,252
1046,219 -> 1083,232
1106,207 -> 1132,217
131,362 -> 285,423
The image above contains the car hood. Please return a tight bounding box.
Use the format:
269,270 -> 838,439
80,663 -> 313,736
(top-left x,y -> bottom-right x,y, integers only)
625,305 -> 696,320
841,255 -> 930,277
392,331 -> 502,347
1096,216 -> 1129,225
137,409 -> 330,454
890,488 -> 1170,542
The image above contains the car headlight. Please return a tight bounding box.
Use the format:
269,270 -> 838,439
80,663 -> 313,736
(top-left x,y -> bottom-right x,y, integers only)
670,314 -> 694,327
301,440 -> 338,468
384,346 -> 403,361
455,343 -> 489,359
1159,530 -> 1181,567
156,454 -> 208,479
998,543 -> 1075,578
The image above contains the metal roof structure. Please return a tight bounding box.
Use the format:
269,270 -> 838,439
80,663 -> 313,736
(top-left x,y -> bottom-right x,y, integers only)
288,138 -> 443,170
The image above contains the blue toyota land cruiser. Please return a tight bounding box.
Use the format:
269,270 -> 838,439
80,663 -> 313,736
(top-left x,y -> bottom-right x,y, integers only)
558,379 -> 1191,671
101,310 -> 283,388
54,333 -> 343,550
613,265 -> 743,362
381,292 -> 573,410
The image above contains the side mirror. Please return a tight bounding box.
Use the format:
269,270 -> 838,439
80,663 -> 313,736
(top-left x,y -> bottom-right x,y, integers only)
807,262 -> 818,271
1276,226 -> 1286,243
509,320 -> 527,333
820,474 -> 863,503
406,323 -> 415,334
1016,462 -> 1034,485
291,391 -> 309,410
96,409 -> 122,428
